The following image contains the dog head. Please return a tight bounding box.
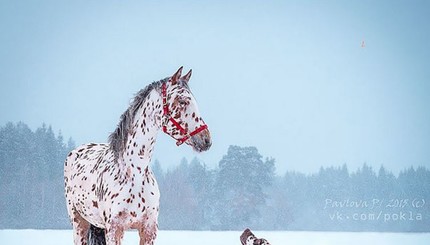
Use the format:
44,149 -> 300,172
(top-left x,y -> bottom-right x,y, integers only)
240,228 -> 271,245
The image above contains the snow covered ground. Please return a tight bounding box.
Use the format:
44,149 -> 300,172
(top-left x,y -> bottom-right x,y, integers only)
1,230 -> 429,245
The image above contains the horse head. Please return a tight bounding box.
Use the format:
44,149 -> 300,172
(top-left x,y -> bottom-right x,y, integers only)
161,67 -> 212,152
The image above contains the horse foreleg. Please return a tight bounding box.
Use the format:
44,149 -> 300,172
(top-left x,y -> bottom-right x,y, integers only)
138,223 -> 158,245
71,209 -> 90,245
105,226 -> 124,245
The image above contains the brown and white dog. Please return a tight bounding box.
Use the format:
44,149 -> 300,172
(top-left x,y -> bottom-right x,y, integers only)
240,228 -> 271,245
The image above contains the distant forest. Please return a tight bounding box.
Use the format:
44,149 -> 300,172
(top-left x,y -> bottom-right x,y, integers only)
0,122 -> 429,232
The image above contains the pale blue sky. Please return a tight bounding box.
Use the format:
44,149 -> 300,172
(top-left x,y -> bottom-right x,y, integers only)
1,0 -> 429,174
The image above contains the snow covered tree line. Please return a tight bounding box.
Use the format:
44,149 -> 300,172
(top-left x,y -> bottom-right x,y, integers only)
269,165 -> 430,232
155,145 -> 275,230
155,153 -> 430,232
0,122 -> 429,231
0,122 -> 75,228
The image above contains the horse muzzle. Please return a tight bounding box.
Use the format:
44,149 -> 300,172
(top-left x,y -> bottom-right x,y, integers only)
189,128 -> 212,152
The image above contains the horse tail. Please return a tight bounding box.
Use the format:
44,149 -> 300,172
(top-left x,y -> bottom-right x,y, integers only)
88,224 -> 106,245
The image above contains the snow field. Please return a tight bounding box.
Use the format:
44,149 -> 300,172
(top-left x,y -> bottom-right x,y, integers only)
1,230 -> 429,245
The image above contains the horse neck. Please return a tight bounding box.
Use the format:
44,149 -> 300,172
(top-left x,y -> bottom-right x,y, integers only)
121,89 -> 162,170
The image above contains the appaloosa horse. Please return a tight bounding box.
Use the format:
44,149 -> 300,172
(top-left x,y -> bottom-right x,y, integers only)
64,67 -> 212,245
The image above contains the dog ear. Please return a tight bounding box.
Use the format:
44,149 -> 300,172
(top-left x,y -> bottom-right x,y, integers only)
240,228 -> 255,245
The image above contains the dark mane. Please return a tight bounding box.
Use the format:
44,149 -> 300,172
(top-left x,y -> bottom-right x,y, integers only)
108,78 -> 167,160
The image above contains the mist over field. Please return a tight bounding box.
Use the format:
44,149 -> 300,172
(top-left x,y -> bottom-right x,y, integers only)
1,122 -> 429,232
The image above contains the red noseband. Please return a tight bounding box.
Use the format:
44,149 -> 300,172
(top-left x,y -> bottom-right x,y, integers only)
161,82 -> 208,146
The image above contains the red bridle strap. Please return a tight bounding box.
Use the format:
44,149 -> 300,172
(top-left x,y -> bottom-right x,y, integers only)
161,82 -> 208,146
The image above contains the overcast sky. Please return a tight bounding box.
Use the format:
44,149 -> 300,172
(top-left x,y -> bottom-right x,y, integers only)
1,0 -> 429,175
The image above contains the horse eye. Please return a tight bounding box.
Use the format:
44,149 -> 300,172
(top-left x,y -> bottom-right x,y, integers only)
178,100 -> 187,108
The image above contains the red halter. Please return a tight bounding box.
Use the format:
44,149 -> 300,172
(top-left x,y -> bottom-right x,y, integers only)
161,82 -> 208,146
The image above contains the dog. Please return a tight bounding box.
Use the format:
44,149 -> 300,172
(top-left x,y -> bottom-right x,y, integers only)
240,228 -> 271,245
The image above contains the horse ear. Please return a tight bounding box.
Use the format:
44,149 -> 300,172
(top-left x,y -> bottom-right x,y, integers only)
171,66 -> 183,85
181,69 -> 192,83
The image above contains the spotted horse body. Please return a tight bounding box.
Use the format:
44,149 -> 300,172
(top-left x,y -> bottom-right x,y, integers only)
64,67 -> 211,245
